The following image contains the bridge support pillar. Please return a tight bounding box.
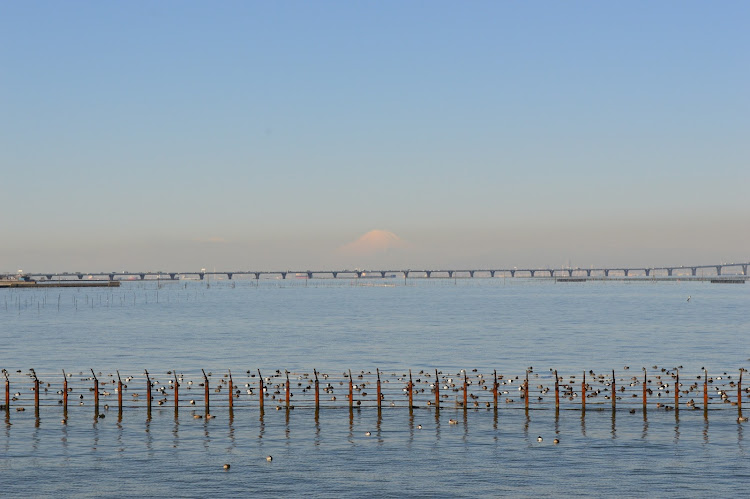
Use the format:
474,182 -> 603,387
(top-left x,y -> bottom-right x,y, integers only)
332,272 -> 337,279
77,274 -> 83,280
530,270 -> 536,277
470,271 -> 475,278
281,272 -> 287,279
227,273 -> 233,280
586,269 -> 591,277
567,269 -> 573,277
667,269 -> 673,277
511,270 -> 516,277
109,273 -> 115,281
254,273 -> 260,280
140,274 -> 145,280
604,269 -> 609,277
716,266 -> 722,276
199,273 -> 205,280
645,269 -> 650,277
403,271 -> 409,278
46,275 -> 53,281
425,271 -> 431,278
624,269 -> 629,277
691,268 -> 696,276
743,265 -> 747,276
548,270 -> 554,277
490,271 -> 495,278
169,273 -> 176,280
448,271 -> 453,278
380,271 -> 386,278
307,272 -> 313,279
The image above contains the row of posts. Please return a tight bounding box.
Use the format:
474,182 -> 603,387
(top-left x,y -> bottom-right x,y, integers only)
2,368 -> 745,420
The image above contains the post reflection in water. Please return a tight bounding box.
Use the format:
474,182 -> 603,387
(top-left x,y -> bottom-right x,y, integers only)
580,411 -> 586,438
258,407 -> 265,441
172,414 -> 179,450
642,411 -> 649,440
610,411 -> 616,440
376,408 -> 383,444
314,409 -> 320,446
285,408 -> 290,441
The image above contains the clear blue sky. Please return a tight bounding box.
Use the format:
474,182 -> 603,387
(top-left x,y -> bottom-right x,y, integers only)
2,1 -> 748,272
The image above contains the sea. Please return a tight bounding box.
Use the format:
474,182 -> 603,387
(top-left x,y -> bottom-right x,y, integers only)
1,277 -> 748,497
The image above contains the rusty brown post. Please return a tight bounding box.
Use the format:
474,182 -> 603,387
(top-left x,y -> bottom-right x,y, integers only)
738,369 -> 743,413
201,369 -> 209,414
258,369 -> 264,410
434,369 -> 439,409
145,370 -> 152,412
376,369 -> 382,409
173,371 -> 178,410
703,369 -> 708,410
314,370 -> 320,410
464,373 -> 468,409
642,369 -> 647,411
524,371 -> 529,410
3,369 -> 9,409
674,369 -> 679,411
582,371 -> 589,410
348,370 -> 353,409
32,369 -> 40,413
493,370 -> 498,408
228,370 -> 234,409
554,370 -> 560,411
117,371 -> 123,412
62,370 -> 68,412
408,370 -> 414,409
91,369 -> 99,410
611,370 -> 616,410
285,370 -> 290,408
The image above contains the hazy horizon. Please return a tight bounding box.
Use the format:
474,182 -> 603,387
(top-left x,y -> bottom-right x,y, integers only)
2,2 -> 748,272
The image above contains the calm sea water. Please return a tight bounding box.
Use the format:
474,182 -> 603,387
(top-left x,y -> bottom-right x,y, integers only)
1,278 -> 749,497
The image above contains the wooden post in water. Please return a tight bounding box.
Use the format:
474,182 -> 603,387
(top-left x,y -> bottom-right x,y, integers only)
3,369 -> 9,409
228,370 -> 233,410
674,369 -> 679,411
524,371 -> 529,410
201,369 -> 209,414
493,370 -> 498,409
314,370 -> 320,410
738,369 -> 744,414
91,369 -> 99,410
145,370 -> 152,414
611,370 -> 616,410
32,369 -> 40,413
62,370 -> 68,412
434,369 -> 439,410
258,369 -> 264,410
285,370 -> 290,409
377,369 -> 382,409
173,372 -> 178,411
703,369 -> 708,412
348,370 -> 353,409
117,371 -> 123,412
464,372 -> 469,409
554,370 -> 560,411
582,371 -> 586,412
408,370 -> 413,409
642,369 -> 647,412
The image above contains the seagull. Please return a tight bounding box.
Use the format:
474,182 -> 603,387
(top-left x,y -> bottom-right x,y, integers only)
687,295 -> 691,302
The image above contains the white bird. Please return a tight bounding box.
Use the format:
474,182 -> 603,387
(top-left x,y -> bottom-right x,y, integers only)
687,295 -> 691,302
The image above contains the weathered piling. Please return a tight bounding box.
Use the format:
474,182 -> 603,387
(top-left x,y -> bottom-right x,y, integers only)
377,369 -> 382,409
145,370 -> 152,412
3,369 -> 9,409
408,370 -> 414,409
228,370 -> 233,409
285,370 -> 290,408
611,370 -> 616,410
642,369 -> 647,411
493,370 -> 498,408
314,370 -> 320,410
738,369 -> 744,413
434,369 -> 439,409
582,371 -> 586,412
32,369 -> 39,412
464,373 -> 469,409
348,369 -> 353,409
173,371 -> 178,410
117,371 -> 123,412
62,370 -> 68,412
258,369 -> 264,410
704,369 -> 708,411
201,369 -> 209,414
524,371 -> 529,410
674,369 -> 679,411
554,370 -> 559,411
91,369 -> 99,410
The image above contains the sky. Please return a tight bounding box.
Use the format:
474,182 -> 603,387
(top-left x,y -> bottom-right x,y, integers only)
1,1 -> 748,272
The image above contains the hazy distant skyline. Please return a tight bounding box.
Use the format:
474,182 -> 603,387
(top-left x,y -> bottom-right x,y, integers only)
2,2 -> 748,272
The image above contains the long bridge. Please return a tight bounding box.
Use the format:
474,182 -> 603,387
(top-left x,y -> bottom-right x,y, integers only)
6,262 -> 749,282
